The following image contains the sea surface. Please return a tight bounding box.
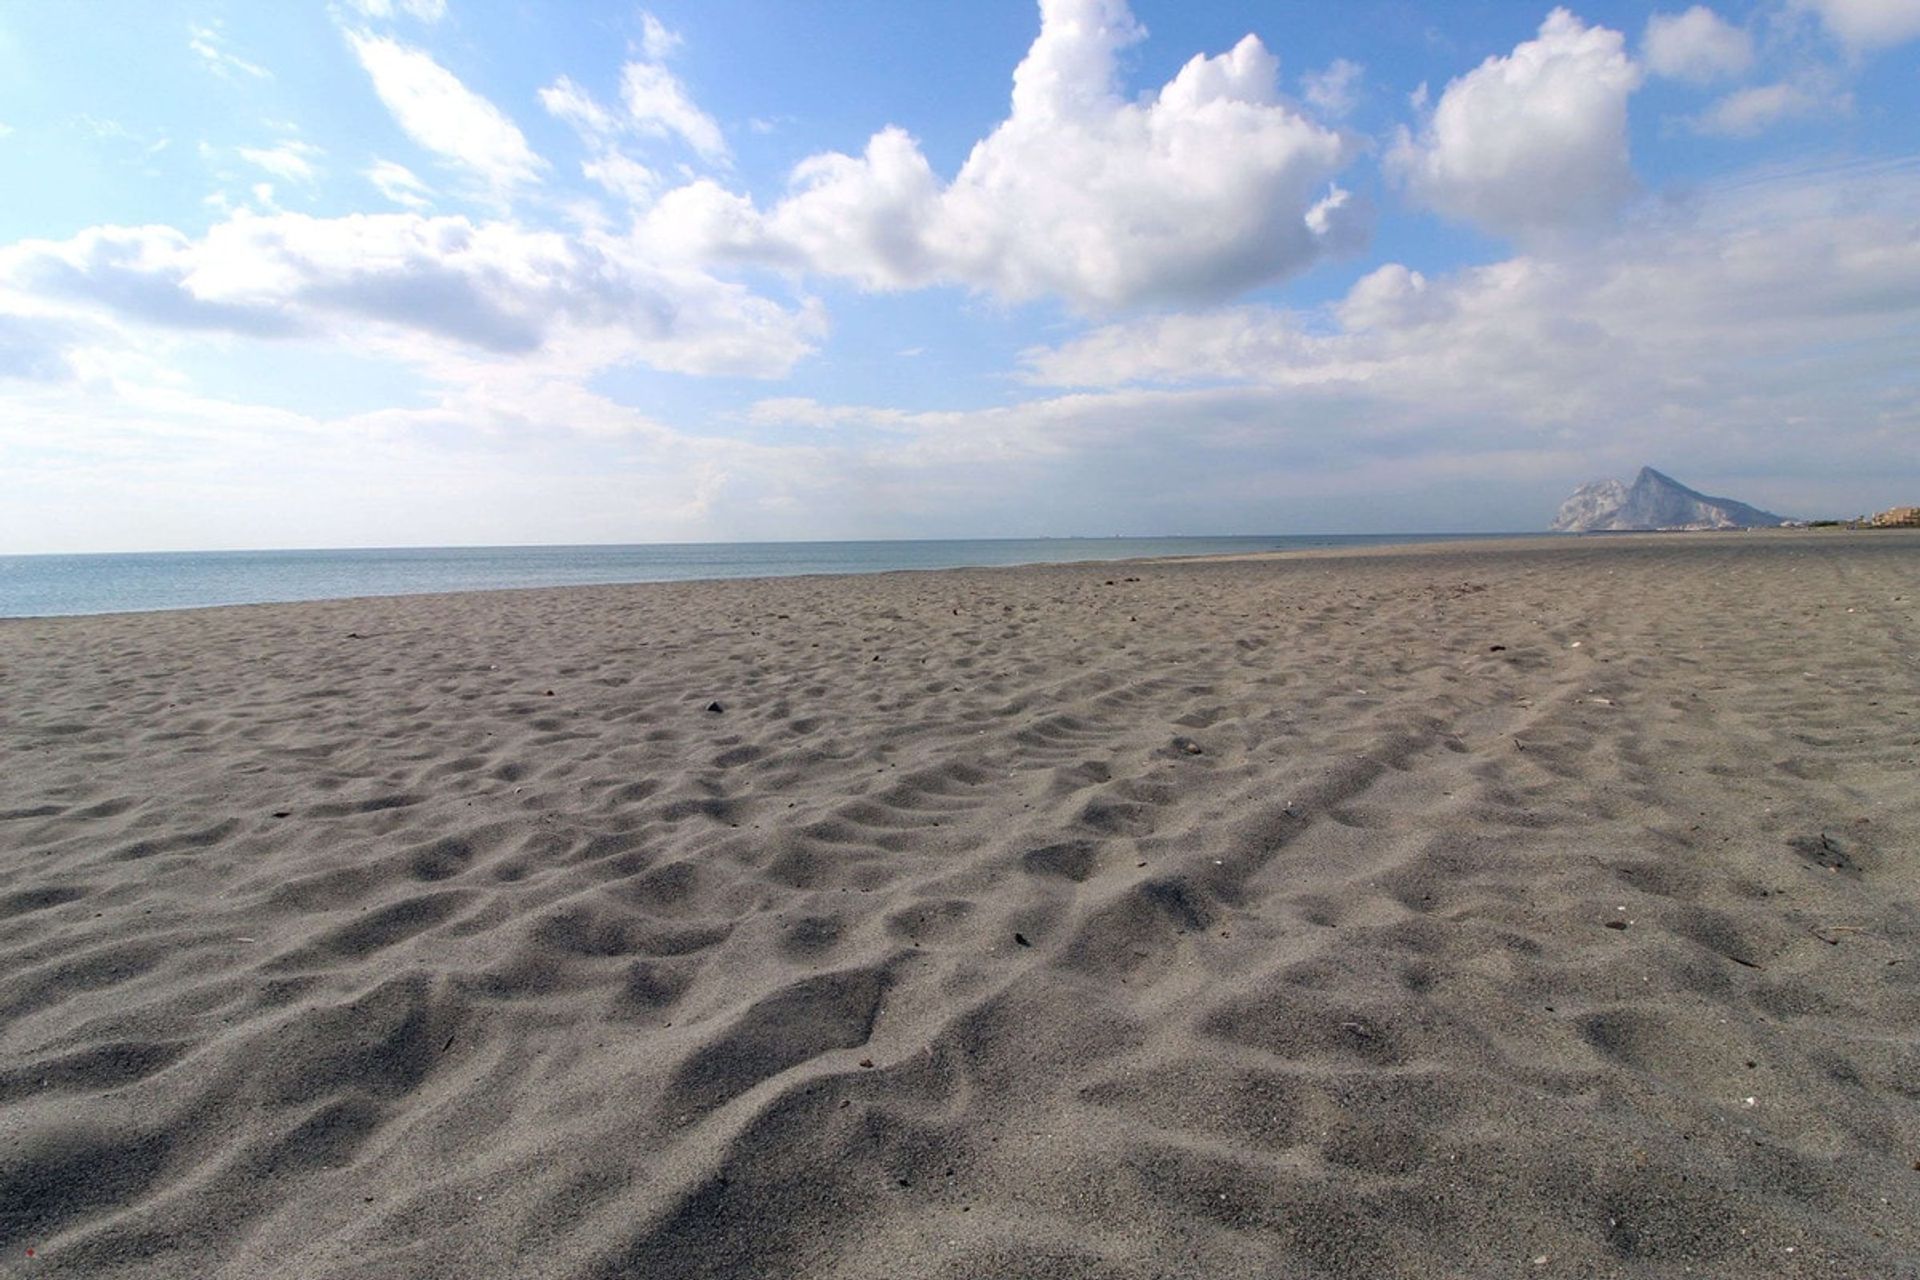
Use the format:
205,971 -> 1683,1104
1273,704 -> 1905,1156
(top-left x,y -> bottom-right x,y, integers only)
0,535 -> 1524,618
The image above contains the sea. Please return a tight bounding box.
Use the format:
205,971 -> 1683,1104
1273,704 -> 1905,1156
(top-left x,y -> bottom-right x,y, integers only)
0,534 -> 1523,618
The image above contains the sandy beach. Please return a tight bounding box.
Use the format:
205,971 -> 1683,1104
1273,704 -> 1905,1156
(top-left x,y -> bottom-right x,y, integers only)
2,531 -> 1917,1279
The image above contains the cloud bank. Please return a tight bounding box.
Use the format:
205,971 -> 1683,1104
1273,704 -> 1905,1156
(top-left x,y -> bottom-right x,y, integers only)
0,212 -> 823,379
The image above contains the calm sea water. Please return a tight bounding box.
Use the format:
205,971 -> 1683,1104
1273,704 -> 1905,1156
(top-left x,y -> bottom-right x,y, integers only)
0,535 -> 1520,618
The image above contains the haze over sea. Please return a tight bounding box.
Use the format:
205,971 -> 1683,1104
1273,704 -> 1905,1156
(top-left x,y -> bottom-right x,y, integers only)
0,534 -> 1537,618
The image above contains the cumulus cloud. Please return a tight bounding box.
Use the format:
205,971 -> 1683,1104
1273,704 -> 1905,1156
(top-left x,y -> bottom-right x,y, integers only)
646,0 -> 1358,310
1794,0 -> 1920,50
1337,263 -> 1458,332
346,31 -> 545,194
1389,8 -> 1641,238
1019,161 -> 1920,479
8,161 -> 1916,547
1643,7 -> 1754,82
0,211 -> 823,378
692,160 -> 1915,532
1692,82 -> 1826,135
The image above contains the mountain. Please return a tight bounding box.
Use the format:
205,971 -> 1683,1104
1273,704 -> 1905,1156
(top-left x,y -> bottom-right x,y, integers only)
1552,467 -> 1786,532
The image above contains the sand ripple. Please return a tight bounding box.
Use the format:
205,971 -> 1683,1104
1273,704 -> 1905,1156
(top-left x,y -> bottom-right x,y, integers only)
2,532 -> 1918,1277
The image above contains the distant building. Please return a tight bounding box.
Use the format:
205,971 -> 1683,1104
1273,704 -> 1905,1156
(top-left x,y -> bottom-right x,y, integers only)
1869,506 -> 1920,527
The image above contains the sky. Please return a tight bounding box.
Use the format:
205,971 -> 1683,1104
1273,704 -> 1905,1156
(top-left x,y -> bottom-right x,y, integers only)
0,0 -> 1916,552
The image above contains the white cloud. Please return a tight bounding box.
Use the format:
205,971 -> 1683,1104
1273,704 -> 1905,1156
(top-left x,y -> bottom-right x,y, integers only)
1336,262 -> 1459,332
1017,162 -> 1920,481
1691,82 -> 1825,135
346,31 -> 545,194
581,152 -> 658,205
0,362 -> 776,555
366,159 -> 433,209
1388,8 -> 1641,238
1794,0 -> 1920,50
345,0 -> 449,22
647,0 -> 1359,310
539,75 -> 620,141
0,312 -> 79,381
702,161 -> 1918,533
621,61 -> 729,163
747,397 -> 912,430
5,162 -> 1915,548
238,140 -> 324,184
189,22 -> 270,80
640,11 -> 684,62
1302,58 -> 1364,117
0,211 -> 824,379
1015,306 -> 1320,388
1643,7 -> 1754,82
542,67 -> 720,199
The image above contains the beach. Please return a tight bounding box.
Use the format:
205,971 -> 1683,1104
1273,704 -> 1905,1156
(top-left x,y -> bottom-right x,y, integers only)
2,530 -> 1917,1278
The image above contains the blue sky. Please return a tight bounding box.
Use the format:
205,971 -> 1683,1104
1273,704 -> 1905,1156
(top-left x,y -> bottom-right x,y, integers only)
0,0 -> 1915,551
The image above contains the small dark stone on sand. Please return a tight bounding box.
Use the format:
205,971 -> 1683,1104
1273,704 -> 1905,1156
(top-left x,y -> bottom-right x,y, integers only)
706,701 -> 724,713
545,690 -> 555,696
272,811 -> 291,818
1604,919 -> 1629,930
1015,932 -> 1032,947
858,1058 -> 874,1068
1490,644 -> 1507,652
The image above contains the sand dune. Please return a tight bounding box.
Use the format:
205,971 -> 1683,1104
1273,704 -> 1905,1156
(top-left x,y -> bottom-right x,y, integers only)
3,532 -> 1918,1278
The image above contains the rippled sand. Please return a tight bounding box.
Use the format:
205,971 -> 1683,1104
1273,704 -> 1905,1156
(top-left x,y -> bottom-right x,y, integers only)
3,531 -> 1917,1278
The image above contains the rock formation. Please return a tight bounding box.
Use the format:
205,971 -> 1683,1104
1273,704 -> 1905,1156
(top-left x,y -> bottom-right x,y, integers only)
1552,467 -> 1786,532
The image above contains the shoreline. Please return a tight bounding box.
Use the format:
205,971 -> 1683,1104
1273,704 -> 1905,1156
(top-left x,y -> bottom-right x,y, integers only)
0,526 -> 1877,622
